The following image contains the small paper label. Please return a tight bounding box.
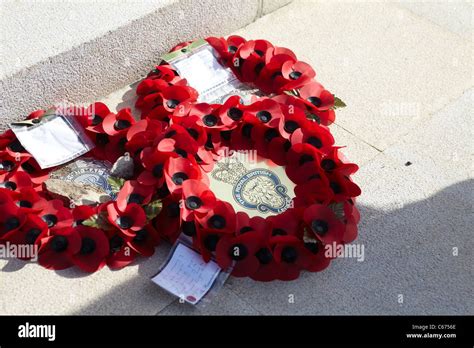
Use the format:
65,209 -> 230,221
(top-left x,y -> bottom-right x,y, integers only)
10,115 -> 94,169
169,44 -> 251,104
151,243 -> 221,305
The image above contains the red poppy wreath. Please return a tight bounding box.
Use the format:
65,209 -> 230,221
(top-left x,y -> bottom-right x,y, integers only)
0,36 -> 361,281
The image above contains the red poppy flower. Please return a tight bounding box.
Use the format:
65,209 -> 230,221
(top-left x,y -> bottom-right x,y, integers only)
71,225 -> 109,272
0,202 -> 27,239
106,202 -> 147,237
34,199 -> 73,230
147,85 -> 198,121
196,200 -> 236,234
138,147 -> 170,187
215,96 -> 245,129
279,60 -> 316,92
83,102 -> 112,133
72,205 -> 97,226
102,108 -> 135,136
116,180 -> 154,212
10,187 -> 46,213
26,109 -> 46,120
156,134 -> 199,161
256,50 -> 297,93
146,65 -> 179,82
299,240 -> 331,273
229,114 -> 262,151
0,130 -> 17,150
216,231 -> 262,277
278,105 -> 311,140
269,236 -> 306,281
320,147 -> 359,176
106,231 -> 139,269
170,115 -> 208,147
206,35 -> 246,64
299,81 -> 334,112
326,171 -> 362,202
234,39 -> 273,82
251,123 -> 283,158
180,179 -> 216,221
0,151 -> 19,180
267,208 -> 302,238
285,143 -> 323,184
4,137 -> 31,162
193,227 -> 228,263
164,156 -> 203,195
152,197 -> 181,242
15,157 -> 49,185
293,176 -> 333,207
38,227 -> 81,270
125,223 -> 160,257
290,123 -> 335,155
3,214 -> 49,257
303,204 -> 345,244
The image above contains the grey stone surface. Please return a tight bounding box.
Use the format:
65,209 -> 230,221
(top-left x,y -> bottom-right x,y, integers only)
0,0 -> 291,131
395,0 -> 473,41
157,285 -> 260,315
0,243 -> 176,315
228,154 -> 473,315
234,0 -> 472,150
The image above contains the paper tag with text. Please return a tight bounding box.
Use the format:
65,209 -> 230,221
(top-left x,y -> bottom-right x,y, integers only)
151,243 -> 222,305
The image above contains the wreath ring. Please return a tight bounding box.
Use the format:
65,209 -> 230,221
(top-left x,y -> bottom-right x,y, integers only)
0,36 -> 361,281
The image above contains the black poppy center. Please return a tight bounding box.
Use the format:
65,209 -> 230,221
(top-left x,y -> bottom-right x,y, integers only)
25,228 -> 41,244
172,172 -> 189,185
228,107 -> 243,121
91,114 -> 103,126
8,139 -> 25,152
281,246 -> 298,263
182,221 -> 197,237
167,202 -> 180,218
17,200 -> 32,208
204,234 -> 219,251
304,242 -> 319,254
289,71 -> 302,80
80,237 -> 96,255
321,159 -> 336,171
240,226 -> 253,234
311,219 -> 329,235
307,136 -> 323,149
307,96 -> 322,107
42,214 -> 58,228
284,120 -> 299,133
0,160 -> 15,172
256,110 -> 272,123
166,99 -> 180,109
330,182 -> 342,194
264,128 -> 279,142
208,215 -> 226,229
110,235 -> 124,253
96,133 -> 109,145
152,164 -> 164,178
241,124 -> 253,138
229,244 -> 248,261
299,154 -> 314,165
117,216 -> 134,229
187,128 -> 199,140
174,148 -> 187,158
256,248 -> 273,264
127,193 -> 144,204
114,119 -> 131,130
185,196 -> 202,210
272,228 -> 287,236
228,45 -> 237,54
51,235 -> 68,252
203,114 -> 218,127
133,229 -> 148,243
1,181 -> 16,191
4,217 -> 20,231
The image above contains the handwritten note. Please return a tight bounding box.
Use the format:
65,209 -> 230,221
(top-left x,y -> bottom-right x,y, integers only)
151,243 -> 221,305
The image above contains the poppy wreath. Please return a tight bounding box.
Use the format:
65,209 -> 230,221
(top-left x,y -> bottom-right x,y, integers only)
0,36 -> 361,281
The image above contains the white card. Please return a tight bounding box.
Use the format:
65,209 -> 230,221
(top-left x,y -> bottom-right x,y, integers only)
151,243 -> 221,305
11,115 -> 94,169
171,45 -> 243,103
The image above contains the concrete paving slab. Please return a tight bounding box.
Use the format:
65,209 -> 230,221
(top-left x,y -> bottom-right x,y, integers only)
157,285 -> 260,315
394,0 -> 473,41
227,154 -> 473,314
383,88 -> 473,187
235,0 -> 473,150
0,244 -> 176,315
